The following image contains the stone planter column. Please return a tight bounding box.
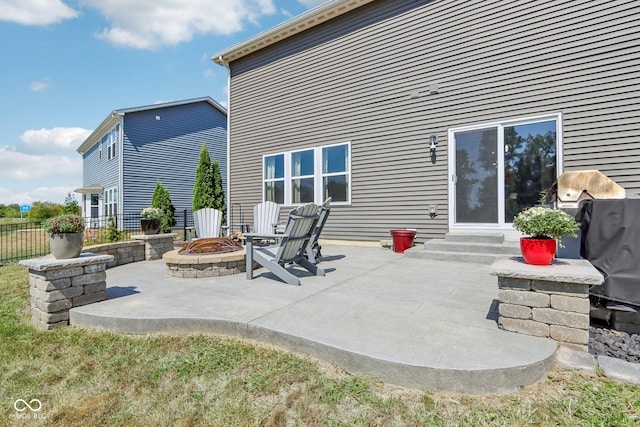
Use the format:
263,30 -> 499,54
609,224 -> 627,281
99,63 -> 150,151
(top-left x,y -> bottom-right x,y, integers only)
19,253 -> 114,330
131,233 -> 177,260
490,258 -> 604,351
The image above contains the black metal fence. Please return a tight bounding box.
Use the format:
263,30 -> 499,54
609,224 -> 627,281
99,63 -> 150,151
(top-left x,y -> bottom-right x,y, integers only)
0,210 -> 196,265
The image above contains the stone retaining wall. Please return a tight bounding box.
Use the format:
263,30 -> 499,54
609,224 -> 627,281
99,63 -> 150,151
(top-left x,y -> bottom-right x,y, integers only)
19,254 -> 114,330
491,258 -> 604,351
82,241 -> 145,267
81,233 -> 177,266
132,233 -> 177,260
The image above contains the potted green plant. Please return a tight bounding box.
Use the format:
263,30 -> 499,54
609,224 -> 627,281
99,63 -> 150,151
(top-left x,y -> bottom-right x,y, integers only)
512,206 -> 579,265
140,207 -> 163,235
43,214 -> 86,259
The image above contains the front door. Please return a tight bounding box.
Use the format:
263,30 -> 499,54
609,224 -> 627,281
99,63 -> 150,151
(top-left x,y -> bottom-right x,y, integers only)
449,115 -> 560,229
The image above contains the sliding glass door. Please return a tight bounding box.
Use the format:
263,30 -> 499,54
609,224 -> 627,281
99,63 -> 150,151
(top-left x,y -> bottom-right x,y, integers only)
450,115 -> 559,228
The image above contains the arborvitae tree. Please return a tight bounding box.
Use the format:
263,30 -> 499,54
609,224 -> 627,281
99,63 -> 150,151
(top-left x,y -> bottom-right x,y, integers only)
105,215 -> 123,242
193,144 -> 215,211
151,181 -> 176,233
212,160 -> 226,224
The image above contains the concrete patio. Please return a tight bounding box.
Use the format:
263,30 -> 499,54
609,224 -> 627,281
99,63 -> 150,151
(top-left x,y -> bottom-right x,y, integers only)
69,244 -> 558,395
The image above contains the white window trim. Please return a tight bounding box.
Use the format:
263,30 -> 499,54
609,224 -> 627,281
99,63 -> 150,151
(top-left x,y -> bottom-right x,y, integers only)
104,186 -> 118,217
447,113 -> 563,232
263,141 -> 352,206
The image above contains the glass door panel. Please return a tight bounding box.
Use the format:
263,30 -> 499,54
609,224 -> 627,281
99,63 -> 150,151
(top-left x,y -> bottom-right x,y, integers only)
454,128 -> 498,223
504,121 -> 557,222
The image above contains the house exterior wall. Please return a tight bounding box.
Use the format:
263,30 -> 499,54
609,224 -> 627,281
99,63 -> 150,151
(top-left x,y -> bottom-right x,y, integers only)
121,101 -> 227,216
82,127 -> 120,192
226,0 -> 640,243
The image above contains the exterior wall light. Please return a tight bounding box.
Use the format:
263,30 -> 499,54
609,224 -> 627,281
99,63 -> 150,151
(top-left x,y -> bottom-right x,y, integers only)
429,205 -> 438,218
429,135 -> 437,152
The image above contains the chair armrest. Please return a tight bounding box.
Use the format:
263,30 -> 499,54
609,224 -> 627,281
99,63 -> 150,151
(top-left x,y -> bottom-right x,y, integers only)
245,232 -> 289,240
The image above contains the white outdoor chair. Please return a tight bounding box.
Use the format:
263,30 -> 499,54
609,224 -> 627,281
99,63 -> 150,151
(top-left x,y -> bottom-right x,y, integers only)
245,203 -> 324,286
193,208 -> 223,239
253,201 -> 281,235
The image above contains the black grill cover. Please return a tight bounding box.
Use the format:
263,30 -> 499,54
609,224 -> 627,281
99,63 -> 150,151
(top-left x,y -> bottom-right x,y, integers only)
578,199 -> 640,306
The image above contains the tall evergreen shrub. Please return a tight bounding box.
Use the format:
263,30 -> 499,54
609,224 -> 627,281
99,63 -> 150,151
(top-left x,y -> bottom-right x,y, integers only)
151,181 -> 176,233
212,160 -> 226,224
193,144 -> 215,211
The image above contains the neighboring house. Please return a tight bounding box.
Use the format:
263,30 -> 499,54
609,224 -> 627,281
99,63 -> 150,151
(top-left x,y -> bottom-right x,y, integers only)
212,0 -> 640,243
75,97 -> 227,224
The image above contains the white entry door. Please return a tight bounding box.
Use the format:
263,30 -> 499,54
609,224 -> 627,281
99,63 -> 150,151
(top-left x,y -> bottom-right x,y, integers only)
448,114 -> 561,229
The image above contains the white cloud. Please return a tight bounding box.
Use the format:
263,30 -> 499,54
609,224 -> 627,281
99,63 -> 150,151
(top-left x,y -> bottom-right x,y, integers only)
0,145 -> 82,180
30,80 -> 50,91
203,68 -> 216,79
298,0 -> 327,8
18,127 -> 93,155
81,0 -> 278,50
0,0 -> 78,25
0,186 -> 78,205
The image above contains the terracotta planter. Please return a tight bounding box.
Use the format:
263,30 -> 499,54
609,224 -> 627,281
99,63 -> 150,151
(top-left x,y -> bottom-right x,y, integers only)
141,219 -> 161,235
520,237 -> 556,265
49,232 -> 84,259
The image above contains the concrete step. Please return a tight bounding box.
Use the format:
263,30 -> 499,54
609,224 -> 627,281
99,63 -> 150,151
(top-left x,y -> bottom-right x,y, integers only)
444,232 -> 505,244
404,247 -> 517,264
424,239 -> 521,255
404,232 -> 521,264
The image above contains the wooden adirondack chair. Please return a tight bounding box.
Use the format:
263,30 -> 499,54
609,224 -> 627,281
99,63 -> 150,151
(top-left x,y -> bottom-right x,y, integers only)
193,208 -> 223,239
245,203 -> 324,286
306,197 -> 331,264
253,201 -> 281,234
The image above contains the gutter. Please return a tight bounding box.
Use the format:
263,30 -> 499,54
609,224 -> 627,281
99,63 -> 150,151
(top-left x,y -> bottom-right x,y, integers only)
76,111 -> 124,154
212,0 -> 376,66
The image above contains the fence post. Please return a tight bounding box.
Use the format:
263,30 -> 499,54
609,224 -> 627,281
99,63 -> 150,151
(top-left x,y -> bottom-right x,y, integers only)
183,209 -> 188,242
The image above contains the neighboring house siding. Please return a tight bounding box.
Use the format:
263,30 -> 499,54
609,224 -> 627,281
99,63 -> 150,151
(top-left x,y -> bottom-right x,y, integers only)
227,0 -> 640,242
83,128 -> 119,193
121,101 -> 227,216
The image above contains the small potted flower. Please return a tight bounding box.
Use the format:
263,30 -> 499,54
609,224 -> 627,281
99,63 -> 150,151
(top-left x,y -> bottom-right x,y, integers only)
43,214 -> 86,259
140,207 -> 163,235
512,206 -> 579,265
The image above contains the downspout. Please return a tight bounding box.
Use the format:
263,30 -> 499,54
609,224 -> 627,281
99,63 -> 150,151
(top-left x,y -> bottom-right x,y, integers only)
219,55 -> 232,236
113,111 -> 125,220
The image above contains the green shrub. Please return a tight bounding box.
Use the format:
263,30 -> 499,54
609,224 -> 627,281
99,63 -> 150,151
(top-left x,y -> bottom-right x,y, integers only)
512,206 -> 579,243
151,182 -> 176,233
105,215 -> 123,242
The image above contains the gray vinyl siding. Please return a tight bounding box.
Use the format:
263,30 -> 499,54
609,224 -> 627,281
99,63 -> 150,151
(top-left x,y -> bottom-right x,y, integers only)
82,128 -> 119,191
227,0 -> 640,242
122,101 -> 227,216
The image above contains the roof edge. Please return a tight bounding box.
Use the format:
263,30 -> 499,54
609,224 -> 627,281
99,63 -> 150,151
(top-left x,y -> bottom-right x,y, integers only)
212,0 -> 376,65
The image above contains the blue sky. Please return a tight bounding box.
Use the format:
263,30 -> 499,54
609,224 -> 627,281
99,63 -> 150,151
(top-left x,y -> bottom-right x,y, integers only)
0,0 -> 325,206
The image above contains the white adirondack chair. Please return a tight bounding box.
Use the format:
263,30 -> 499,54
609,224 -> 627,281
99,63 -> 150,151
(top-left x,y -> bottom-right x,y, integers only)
253,201 -> 281,234
193,208 -> 223,239
245,203 -> 324,286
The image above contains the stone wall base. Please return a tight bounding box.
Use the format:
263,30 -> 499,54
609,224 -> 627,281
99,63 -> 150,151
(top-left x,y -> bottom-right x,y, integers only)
491,258 -> 604,351
132,233 -> 177,260
82,241 -> 145,267
20,254 -> 114,330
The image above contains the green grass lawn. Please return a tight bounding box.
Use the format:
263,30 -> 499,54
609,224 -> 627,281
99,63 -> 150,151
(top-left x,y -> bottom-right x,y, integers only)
1,264 -> 639,426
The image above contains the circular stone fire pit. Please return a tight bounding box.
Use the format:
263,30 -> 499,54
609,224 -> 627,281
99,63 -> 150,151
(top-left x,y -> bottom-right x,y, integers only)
163,237 -> 249,278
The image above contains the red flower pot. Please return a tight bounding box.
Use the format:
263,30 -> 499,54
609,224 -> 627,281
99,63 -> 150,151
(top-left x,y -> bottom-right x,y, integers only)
520,237 -> 556,265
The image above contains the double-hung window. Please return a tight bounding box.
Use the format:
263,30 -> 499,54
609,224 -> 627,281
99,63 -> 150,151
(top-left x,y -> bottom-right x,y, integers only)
264,153 -> 285,204
263,142 -> 350,205
104,187 -> 118,217
107,125 -> 119,160
291,149 -> 314,204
